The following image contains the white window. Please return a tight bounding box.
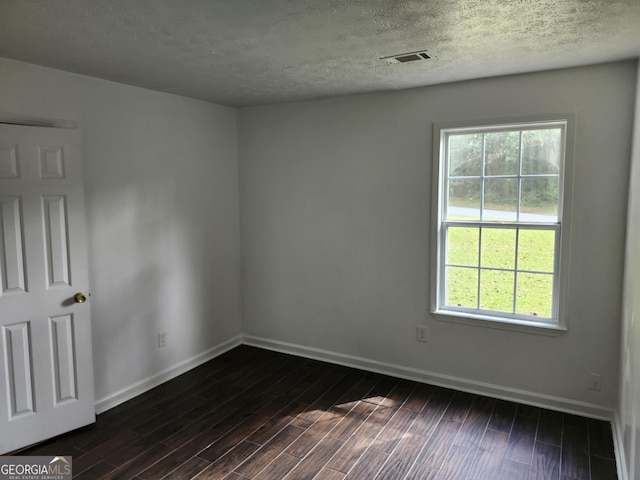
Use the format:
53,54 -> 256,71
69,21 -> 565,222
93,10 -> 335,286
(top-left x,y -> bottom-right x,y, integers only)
431,117 -> 573,332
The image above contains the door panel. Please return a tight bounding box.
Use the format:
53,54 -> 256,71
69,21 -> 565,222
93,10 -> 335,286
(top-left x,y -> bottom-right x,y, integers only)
3,321 -> 35,418
42,195 -> 71,287
0,124 -> 95,454
50,314 -> 78,405
0,196 -> 27,293
0,143 -> 19,178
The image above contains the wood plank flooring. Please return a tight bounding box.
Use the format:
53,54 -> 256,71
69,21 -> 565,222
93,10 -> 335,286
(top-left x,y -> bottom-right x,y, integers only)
19,346 -> 618,479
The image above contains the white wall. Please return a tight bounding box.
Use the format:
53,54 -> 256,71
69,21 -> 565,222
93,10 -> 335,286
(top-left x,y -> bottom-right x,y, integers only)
2,54 -> 637,430
0,58 -> 242,404
239,61 -> 637,414
620,61 -> 640,480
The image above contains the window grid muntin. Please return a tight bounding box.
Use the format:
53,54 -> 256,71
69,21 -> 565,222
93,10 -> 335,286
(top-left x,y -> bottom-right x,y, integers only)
442,222 -> 560,322
445,134 -> 562,223
439,121 -> 566,325
480,133 -> 486,221
511,221 -> 521,313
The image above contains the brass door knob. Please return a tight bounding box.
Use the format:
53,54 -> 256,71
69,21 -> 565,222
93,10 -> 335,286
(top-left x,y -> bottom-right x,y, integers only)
73,292 -> 88,304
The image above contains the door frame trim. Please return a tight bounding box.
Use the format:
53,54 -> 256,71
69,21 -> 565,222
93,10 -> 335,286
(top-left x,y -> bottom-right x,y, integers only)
0,112 -> 77,129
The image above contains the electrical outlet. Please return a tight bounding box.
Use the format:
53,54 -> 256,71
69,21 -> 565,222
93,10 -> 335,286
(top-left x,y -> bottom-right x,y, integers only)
588,372 -> 601,391
158,330 -> 167,348
416,326 -> 427,342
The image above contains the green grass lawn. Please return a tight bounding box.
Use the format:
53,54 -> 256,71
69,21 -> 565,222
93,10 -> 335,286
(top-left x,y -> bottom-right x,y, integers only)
445,226 -> 555,318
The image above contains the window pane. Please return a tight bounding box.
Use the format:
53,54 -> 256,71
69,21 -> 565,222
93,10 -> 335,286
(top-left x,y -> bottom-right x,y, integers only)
522,129 -> 562,175
521,176 -> 558,220
437,120 -> 567,325
518,229 -> 555,272
484,178 -> 517,220
516,272 -> 553,318
481,228 -> 516,269
447,227 -> 479,266
449,133 -> 482,177
447,178 -> 481,220
446,267 -> 478,308
479,270 -> 514,313
485,131 -> 520,176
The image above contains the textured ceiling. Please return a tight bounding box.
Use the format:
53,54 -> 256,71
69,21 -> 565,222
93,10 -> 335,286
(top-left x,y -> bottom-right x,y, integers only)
1,0 -> 639,107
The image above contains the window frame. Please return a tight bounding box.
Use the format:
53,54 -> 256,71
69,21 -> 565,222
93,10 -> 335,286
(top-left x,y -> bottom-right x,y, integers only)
430,115 -> 575,335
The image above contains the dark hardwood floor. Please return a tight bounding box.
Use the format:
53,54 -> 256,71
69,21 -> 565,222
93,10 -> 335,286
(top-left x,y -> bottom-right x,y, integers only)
20,346 -> 618,479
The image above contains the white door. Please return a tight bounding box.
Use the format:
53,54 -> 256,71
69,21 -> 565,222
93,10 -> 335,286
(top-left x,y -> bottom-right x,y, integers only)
0,123 -> 95,454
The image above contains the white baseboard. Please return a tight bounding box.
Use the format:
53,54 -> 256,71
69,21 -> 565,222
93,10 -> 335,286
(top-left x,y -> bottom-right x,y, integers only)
94,335 -> 243,414
612,411 -> 630,480
94,333 -> 615,422
243,335 -> 614,421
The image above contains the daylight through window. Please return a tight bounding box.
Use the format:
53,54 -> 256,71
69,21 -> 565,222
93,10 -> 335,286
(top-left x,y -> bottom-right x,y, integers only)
433,119 -> 570,328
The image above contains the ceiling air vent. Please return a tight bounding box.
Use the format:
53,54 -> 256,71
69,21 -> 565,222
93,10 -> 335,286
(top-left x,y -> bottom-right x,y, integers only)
382,50 -> 431,64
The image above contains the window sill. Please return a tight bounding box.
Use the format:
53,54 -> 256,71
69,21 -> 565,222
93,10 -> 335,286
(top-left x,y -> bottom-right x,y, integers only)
432,309 -> 567,336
